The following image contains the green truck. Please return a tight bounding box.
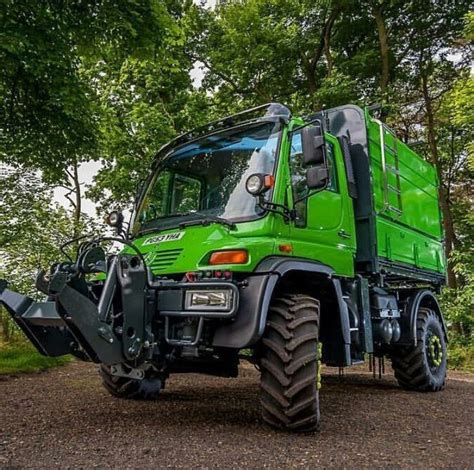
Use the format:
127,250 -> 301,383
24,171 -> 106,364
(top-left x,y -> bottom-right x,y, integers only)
0,103 -> 447,432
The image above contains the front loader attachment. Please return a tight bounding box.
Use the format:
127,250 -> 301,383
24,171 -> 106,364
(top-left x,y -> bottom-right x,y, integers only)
0,249 -> 149,367
0,280 -> 72,357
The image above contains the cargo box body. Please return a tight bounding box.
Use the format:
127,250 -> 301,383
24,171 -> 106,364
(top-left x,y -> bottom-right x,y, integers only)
319,105 -> 445,283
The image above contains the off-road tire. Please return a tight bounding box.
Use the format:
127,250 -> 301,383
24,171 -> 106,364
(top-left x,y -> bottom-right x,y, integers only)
260,294 -> 321,432
390,308 -> 447,391
100,365 -> 163,399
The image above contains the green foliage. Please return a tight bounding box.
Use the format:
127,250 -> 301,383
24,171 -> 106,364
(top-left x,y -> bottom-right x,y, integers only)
0,169 -> 79,294
446,343 -> 474,372
435,13 -> 474,366
0,168 -> 102,342
441,250 -> 474,343
187,0 -> 360,112
0,0 -> 182,180
0,0 -> 96,177
0,342 -> 71,375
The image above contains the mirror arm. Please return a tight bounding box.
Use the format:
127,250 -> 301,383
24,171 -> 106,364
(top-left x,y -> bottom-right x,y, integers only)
257,196 -> 296,223
293,185 -> 327,205
289,116 -> 325,136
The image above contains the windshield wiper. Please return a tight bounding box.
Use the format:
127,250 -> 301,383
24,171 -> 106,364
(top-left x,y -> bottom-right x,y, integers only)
178,213 -> 236,230
134,227 -> 164,238
136,212 -> 236,237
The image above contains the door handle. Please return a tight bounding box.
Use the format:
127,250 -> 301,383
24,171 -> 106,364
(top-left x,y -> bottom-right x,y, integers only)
338,229 -> 351,239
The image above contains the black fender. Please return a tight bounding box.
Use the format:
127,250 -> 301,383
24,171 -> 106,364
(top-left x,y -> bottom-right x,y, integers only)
212,257 -> 351,365
400,289 -> 448,345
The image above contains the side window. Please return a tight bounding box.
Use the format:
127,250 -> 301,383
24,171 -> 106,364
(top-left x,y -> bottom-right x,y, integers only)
289,131 -> 338,226
139,170 -> 172,223
171,174 -> 201,213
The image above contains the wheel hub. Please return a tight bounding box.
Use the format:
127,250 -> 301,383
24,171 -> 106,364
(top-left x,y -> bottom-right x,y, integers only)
427,333 -> 443,368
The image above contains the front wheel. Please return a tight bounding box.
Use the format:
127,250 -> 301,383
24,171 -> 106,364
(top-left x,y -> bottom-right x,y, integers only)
259,293 -> 321,432
390,308 -> 447,391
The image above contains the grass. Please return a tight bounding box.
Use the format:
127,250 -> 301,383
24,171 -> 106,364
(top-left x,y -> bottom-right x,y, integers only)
0,342 -> 72,375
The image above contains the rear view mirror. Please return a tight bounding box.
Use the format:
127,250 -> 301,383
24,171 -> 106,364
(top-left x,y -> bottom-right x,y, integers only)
301,124 -> 326,166
306,166 -> 329,190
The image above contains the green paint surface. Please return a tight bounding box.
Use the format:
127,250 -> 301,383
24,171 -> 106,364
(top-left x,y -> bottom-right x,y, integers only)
365,110 -> 445,273
125,112 -> 444,278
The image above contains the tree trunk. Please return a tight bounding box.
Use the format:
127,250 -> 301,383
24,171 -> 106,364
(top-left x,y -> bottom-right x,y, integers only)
302,7 -> 341,102
421,72 -> 458,288
372,3 -> 390,96
72,161 -> 81,238
323,8 -> 341,77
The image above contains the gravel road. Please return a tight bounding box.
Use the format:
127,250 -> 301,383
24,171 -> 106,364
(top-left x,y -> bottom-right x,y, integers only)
1,361 -> 473,469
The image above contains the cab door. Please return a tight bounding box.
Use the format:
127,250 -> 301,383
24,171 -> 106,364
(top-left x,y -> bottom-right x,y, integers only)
287,132 -> 356,276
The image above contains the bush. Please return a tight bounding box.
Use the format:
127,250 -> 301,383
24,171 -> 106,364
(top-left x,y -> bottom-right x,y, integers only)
447,343 -> 474,372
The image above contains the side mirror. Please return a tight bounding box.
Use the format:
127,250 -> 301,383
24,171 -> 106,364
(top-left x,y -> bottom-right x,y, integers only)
301,124 -> 326,166
306,166 -> 329,190
105,210 -> 124,235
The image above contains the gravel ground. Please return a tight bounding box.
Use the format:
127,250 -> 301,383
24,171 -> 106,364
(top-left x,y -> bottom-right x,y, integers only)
1,361 -> 473,469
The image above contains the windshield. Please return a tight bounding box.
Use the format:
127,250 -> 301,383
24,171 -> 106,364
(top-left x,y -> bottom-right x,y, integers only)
133,120 -> 281,234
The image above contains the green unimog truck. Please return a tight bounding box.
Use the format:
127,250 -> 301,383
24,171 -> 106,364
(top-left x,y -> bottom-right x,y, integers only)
0,103 -> 447,432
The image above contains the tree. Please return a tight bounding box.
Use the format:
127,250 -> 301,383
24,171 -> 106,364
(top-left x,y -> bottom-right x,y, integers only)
85,1 -> 220,212
437,13 -> 474,340
0,169 -> 80,341
0,0 -> 183,230
187,0 -> 356,113
384,2 -> 471,287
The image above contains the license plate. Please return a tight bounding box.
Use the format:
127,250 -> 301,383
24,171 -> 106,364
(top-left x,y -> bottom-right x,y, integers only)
143,232 -> 184,245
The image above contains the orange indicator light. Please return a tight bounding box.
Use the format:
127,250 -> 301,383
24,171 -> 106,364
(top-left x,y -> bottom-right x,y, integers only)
209,250 -> 248,265
278,244 -> 293,253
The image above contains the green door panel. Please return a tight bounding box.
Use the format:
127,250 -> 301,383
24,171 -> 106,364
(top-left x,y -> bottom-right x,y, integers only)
307,190 -> 343,230
287,132 -> 356,277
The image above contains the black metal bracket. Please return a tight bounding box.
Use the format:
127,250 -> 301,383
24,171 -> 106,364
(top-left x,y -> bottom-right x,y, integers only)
258,196 -> 295,223
116,254 -> 149,361
164,316 -> 204,347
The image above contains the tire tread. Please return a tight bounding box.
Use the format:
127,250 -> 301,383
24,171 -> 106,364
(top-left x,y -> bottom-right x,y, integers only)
260,293 -> 321,432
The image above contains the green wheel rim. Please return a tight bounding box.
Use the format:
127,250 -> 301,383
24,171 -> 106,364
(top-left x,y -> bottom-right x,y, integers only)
426,333 -> 443,368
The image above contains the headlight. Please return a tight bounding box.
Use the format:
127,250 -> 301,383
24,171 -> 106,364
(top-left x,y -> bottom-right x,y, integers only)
245,173 -> 274,196
185,289 -> 232,311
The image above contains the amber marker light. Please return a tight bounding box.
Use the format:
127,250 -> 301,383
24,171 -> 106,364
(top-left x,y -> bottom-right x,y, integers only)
264,174 -> 275,188
278,243 -> 293,253
209,250 -> 249,265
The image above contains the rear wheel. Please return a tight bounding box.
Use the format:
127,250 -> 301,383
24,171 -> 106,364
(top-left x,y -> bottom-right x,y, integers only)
259,294 -> 321,432
100,365 -> 163,399
390,307 -> 447,391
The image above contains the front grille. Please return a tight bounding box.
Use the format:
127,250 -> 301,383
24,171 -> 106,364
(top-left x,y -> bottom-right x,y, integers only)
147,248 -> 183,273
